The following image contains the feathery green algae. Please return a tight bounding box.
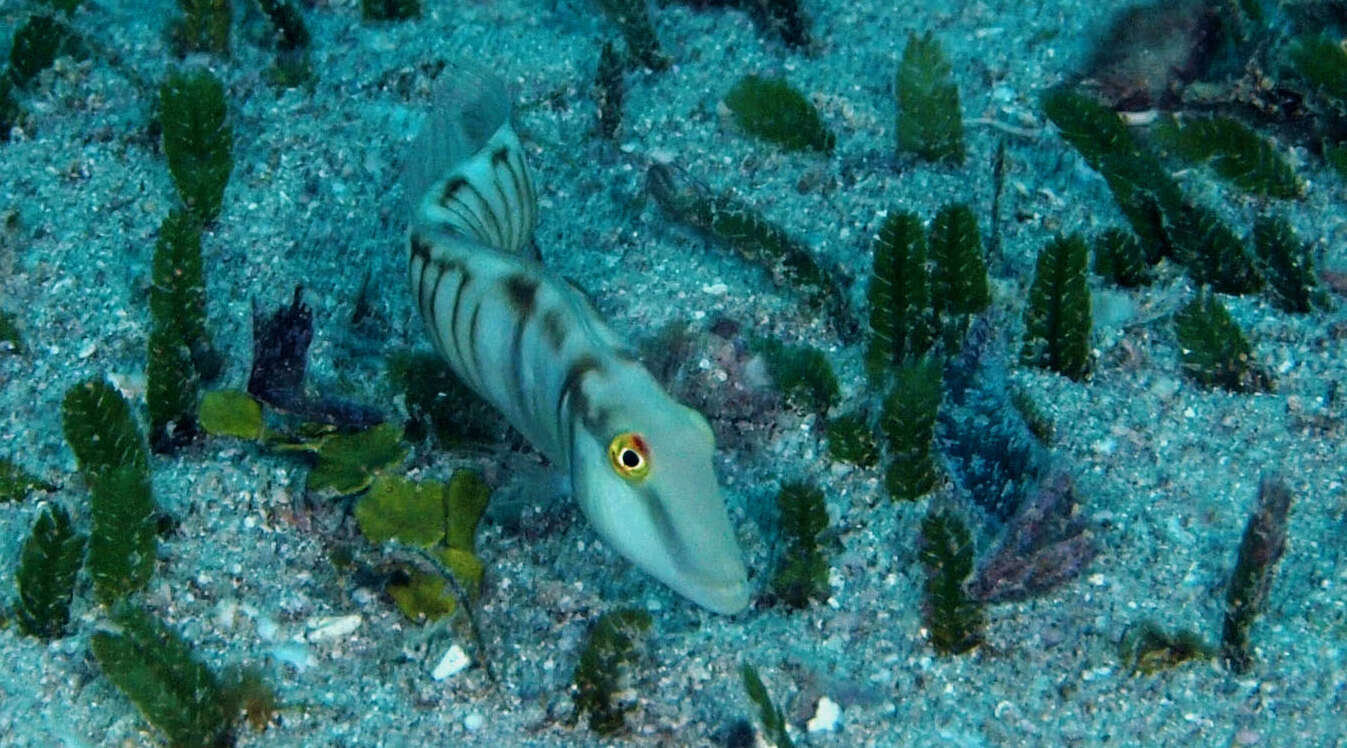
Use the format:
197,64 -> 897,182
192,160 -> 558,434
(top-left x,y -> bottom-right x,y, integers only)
897,31 -> 965,164
92,603 -> 233,748
866,211 -> 933,381
770,481 -> 829,608
1020,234 -> 1092,381
161,68 -> 234,223
14,503 -> 85,639
723,75 -> 834,153
1153,115 -> 1304,199
919,508 -> 983,655
1173,288 -> 1272,393
881,358 -> 942,501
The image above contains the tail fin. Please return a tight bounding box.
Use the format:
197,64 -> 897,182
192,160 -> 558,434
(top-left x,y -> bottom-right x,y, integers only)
404,64 -> 538,257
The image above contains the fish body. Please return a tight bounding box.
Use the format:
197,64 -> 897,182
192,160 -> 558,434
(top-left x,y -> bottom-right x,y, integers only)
404,68 -> 750,615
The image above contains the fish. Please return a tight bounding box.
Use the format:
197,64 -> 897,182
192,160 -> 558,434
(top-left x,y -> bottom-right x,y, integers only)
403,66 -> 751,615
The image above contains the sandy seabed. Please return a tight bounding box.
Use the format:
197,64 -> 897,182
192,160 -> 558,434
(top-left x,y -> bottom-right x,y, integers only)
1,0 -> 1345,746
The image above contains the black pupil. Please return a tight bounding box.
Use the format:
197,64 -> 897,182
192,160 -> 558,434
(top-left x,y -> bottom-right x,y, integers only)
621,449 -> 641,468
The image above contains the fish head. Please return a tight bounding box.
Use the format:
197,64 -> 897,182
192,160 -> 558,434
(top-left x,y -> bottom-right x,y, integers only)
569,371 -> 750,615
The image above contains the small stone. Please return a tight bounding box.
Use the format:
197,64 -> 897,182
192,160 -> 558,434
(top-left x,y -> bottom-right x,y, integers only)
305,614 -> 362,642
806,696 -> 841,733
463,712 -> 484,731
432,644 -> 471,681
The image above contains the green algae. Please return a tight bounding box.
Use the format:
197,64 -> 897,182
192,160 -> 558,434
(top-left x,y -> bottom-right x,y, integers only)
723,75 -> 834,153
1021,233 -> 1092,381
14,503 -> 85,640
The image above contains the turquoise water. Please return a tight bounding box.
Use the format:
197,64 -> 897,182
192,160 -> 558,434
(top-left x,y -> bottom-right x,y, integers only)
1,0 -> 1344,745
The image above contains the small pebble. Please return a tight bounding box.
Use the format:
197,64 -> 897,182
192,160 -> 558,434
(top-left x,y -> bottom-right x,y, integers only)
306,614 -> 362,642
463,713 -> 484,731
806,696 -> 841,733
432,644 -> 471,681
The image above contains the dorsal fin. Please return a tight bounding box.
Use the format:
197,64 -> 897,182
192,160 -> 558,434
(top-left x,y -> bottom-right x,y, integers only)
405,64 -> 537,256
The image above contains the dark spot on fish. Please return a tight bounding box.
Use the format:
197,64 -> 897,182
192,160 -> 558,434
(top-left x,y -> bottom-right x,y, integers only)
410,233 -> 433,262
441,176 -> 467,206
503,274 -> 539,317
542,308 -> 567,352
557,355 -> 601,433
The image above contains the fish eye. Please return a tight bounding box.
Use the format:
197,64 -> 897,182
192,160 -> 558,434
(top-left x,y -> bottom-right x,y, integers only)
607,432 -> 651,481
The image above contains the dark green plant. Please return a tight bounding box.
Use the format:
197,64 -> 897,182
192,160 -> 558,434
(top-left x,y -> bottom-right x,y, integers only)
256,0 -> 308,51
0,310 -> 21,354
62,380 -> 158,605
741,663 -> 794,748
1153,116 -> 1304,199
1119,620 -> 1214,675
1168,202 -> 1263,295
1288,34 -> 1347,108
14,503 -> 86,639
161,68 -> 234,223
61,378 -> 149,479
896,31 -> 964,165
8,14 -> 78,89
881,358 -> 941,501
361,0 -> 420,20
1021,234 -> 1092,381
866,211 -> 933,381
1173,289 -> 1272,393
1093,228 -> 1150,288
571,608 -> 653,735
1253,215 -> 1330,314
86,464 -> 158,605
1223,473 -> 1293,674
755,338 -> 838,413
595,41 -> 624,140
387,351 -> 504,447
769,481 -> 829,608
91,602 -> 233,748
825,410 -> 877,467
1042,87 -> 1183,259
647,164 -> 857,339
1,457 -> 56,502
919,508 -> 983,655
723,75 -> 834,153
1043,88 -> 1267,296
173,0 -> 232,57
927,203 -> 989,318
146,317 -> 197,452
148,209 -> 218,451
594,0 -> 669,71
257,0 -> 312,87
745,0 -> 809,47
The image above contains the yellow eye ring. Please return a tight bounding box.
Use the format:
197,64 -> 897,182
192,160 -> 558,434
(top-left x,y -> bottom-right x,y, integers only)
607,432 -> 652,481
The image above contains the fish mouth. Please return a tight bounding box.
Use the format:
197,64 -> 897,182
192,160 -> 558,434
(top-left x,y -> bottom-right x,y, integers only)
684,571 -> 751,615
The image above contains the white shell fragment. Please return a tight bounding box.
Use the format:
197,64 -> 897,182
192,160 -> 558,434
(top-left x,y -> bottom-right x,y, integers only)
806,696 -> 841,733
305,614 -> 363,642
432,644 -> 471,681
